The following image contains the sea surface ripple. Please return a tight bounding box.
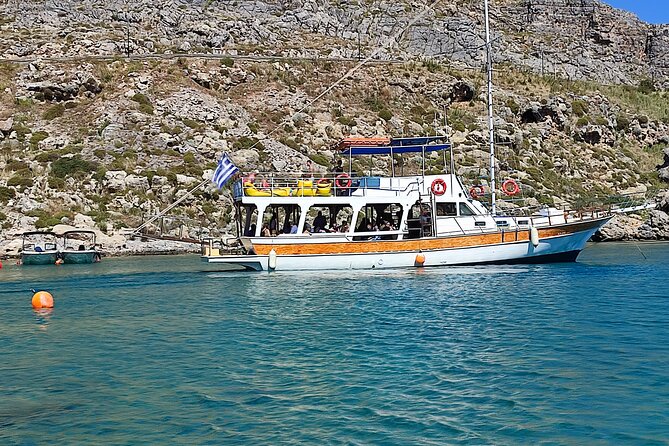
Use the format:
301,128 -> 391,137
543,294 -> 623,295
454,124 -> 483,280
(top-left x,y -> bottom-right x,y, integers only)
1,243 -> 668,445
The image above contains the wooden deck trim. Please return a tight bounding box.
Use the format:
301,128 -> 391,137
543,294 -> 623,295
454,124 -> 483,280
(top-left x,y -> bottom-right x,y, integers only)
251,219 -> 606,256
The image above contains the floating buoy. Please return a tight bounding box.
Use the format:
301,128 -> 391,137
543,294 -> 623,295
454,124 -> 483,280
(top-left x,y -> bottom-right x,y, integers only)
268,249 -> 277,270
32,291 -> 54,309
530,226 -> 540,247
415,253 -> 426,266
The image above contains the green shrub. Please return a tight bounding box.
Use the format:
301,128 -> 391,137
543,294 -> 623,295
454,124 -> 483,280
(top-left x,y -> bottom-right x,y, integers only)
182,118 -> 201,130
5,159 -> 29,171
593,116 -> 608,126
221,57 -> 234,68
616,114 -> 630,131
308,153 -> 329,167
183,152 -> 197,164
451,121 -> 466,132
232,136 -> 264,150
132,93 -> 153,114
35,152 -> 59,163
7,175 -> 33,188
48,176 -> 66,190
279,137 -> 300,150
638,78 -> 655,94
505,99 -> 520,114
576,116 -> 590,127
378,109 -> 393,121
29,131 -> 49,147
0,186 -> 16,202
43,104 -> 65,120
0,211 -> 6,221
571,99 -> 588,117
51,156 -> 98,179
337,115 -> 356,127
637,115 -> 649,125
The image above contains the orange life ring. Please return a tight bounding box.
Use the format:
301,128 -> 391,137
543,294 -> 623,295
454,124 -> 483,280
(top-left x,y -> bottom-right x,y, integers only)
502,179 -> 520,196
431,178 -> 447,196
335,173 -> 352,189
470,185 -> 485,199
317,178 -> 331,188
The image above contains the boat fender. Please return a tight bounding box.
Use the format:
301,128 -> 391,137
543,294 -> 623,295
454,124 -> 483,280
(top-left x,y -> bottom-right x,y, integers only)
316,178 -> 331,188
415,252 -> 426,266
502,179 -> 520,196
31,290 -> 54,309
530,226 -> 539,247
430,178 -> 447,196
268,249 -> 277,270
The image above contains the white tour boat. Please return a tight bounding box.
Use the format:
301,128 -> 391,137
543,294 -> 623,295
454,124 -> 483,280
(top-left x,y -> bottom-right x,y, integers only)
201,136 -> 612,271
200,0 -> 615,272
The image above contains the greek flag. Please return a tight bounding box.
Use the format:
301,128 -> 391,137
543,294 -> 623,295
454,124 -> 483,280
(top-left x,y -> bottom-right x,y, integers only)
212,154 -> 239,188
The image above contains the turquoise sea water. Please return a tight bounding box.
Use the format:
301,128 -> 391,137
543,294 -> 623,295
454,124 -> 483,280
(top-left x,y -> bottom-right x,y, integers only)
1,243 -> 668,445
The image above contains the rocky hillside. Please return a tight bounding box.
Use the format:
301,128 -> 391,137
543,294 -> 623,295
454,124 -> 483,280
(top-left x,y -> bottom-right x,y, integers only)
0,0 -> 668,255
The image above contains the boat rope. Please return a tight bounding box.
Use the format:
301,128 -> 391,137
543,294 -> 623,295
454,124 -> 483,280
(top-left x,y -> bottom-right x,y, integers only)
132,0 -> 443,237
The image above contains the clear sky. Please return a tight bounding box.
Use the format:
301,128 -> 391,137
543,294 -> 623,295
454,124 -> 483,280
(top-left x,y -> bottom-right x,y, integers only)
603,1 -> 669,24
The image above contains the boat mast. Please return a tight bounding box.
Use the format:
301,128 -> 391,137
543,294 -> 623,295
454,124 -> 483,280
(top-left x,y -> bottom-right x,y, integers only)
484,0 -> 496,215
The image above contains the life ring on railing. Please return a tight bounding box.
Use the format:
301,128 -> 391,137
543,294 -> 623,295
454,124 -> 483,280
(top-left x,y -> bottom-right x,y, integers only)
316,178 -> 331,188
469,185 -> 485,199
430,178 -> 447,196
335,173 -> 352,189
502,179 -> 520,196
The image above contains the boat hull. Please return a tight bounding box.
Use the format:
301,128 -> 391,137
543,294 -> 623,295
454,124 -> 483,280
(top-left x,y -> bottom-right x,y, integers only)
21,252 -> 59,265
61,251 -> 99,264
203,217 -> 609,271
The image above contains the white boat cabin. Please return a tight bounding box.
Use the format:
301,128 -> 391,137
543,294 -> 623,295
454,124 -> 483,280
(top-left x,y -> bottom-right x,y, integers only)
229,137 -> 570,242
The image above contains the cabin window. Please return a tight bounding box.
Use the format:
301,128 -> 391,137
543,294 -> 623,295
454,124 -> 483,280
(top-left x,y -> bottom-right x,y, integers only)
354,203 -> 402,240
436,202 -> 457,217
496,220 -> 509,227
474,221 -> 486,227
262,204 -> 301,236
459,203 -> 476,216
518,220 -> 529,226
306,205 -> 353,233
239,204 -> 258,237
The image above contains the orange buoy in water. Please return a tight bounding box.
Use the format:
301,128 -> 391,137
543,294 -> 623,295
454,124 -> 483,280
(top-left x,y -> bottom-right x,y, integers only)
415,253 -> 426,266
32,291 -> 54,309
55,258 -> 63,265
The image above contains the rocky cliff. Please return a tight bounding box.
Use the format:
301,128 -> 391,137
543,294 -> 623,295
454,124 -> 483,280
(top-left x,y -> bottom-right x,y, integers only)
0,0 -> 668,255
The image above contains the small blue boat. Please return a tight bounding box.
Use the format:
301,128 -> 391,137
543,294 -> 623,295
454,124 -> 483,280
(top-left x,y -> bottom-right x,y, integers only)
61,230 -> 101,264
21,231 -> 59,265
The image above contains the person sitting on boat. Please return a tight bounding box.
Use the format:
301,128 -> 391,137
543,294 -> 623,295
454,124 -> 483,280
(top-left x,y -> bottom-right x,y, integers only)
303,222 -> 312,234
339,222 -> 349,233
269,213 -> 278,235
261,225 -> 271,237
290,222 -> 298,234
245,224 -> 257,237
304,160 -> 315,180
313,211 -> 327,232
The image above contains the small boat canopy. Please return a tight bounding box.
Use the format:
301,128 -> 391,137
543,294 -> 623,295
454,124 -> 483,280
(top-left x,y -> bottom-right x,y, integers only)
340,143 -> 451,156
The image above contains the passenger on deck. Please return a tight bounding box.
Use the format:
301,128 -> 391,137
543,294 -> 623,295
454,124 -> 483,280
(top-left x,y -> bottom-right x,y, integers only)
290,222 -> 298,234
261,225 -> 271,237
269,213 -> 278,235
313,211 -> 327,232
245,224 -> 257,236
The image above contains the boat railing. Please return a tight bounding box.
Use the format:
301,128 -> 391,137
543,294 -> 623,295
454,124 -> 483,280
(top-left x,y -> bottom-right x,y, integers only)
233,173 -> 422,199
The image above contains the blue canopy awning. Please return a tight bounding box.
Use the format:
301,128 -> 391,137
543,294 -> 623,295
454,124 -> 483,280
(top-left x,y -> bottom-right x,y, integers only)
340,143 -> 451,156
389,136 -> 448,146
